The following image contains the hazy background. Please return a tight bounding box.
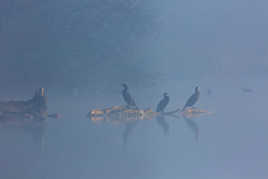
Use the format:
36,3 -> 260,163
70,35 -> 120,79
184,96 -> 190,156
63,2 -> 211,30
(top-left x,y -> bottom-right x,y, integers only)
0,0 -> 268,178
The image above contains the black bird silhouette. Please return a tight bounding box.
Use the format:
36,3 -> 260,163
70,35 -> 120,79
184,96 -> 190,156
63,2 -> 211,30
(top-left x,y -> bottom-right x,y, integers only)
121,84 -> 137,108
156,92 -> 170,112
183,86 -> 200,110
155,93 -> 170,135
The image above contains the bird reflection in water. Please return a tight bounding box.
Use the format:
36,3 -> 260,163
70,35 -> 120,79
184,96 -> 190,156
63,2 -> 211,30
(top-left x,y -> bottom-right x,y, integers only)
183,117 -> 199,142
156,115 -> 169,136
89,105 -> 212,144
89,85 -> 212,144
122,121 -> 138,146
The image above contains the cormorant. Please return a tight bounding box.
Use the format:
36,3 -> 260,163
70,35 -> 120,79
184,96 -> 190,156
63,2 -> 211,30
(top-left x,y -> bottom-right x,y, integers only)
183,86 -> 200,110
156,92 -> 169,112
121,84 -> 137,108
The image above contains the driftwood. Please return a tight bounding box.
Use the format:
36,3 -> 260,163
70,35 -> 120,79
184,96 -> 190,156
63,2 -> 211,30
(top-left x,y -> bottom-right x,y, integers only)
0,88 -> 60,127
89,105 -> 213,144
0,88 -> 61,149
89,105 -> 212,124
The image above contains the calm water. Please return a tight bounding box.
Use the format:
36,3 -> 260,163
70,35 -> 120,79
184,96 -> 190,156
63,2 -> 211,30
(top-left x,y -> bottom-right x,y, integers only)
1,0 -> 268,178
0,75 -> 267,179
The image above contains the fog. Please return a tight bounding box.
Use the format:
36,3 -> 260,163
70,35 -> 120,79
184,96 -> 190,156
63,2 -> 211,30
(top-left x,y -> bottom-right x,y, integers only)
0,0 -> 268,178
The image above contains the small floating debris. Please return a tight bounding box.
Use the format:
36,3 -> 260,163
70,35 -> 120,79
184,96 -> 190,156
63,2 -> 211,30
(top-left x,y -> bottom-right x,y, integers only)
241,88 -> 254,93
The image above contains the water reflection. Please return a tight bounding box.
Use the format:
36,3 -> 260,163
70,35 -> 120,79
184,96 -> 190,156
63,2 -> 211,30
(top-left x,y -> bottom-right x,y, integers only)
0,88 -> 59,151
89,105 -> 212,143
183,117 -> 199,142
156,115 -> 169,136
123,121 -> 138,146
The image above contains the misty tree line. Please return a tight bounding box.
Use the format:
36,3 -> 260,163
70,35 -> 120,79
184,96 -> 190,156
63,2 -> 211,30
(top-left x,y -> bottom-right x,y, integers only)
0,0 -> 159,88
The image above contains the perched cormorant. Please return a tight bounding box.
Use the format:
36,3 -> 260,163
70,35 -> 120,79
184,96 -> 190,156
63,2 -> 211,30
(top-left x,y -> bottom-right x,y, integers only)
156,92 -> 170,112
183,86 -> 200,110
121,84 -> 137,108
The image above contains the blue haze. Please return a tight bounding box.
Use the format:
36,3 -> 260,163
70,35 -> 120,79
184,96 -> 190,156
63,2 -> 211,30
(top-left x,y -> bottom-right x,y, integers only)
0,0 -> 268,178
